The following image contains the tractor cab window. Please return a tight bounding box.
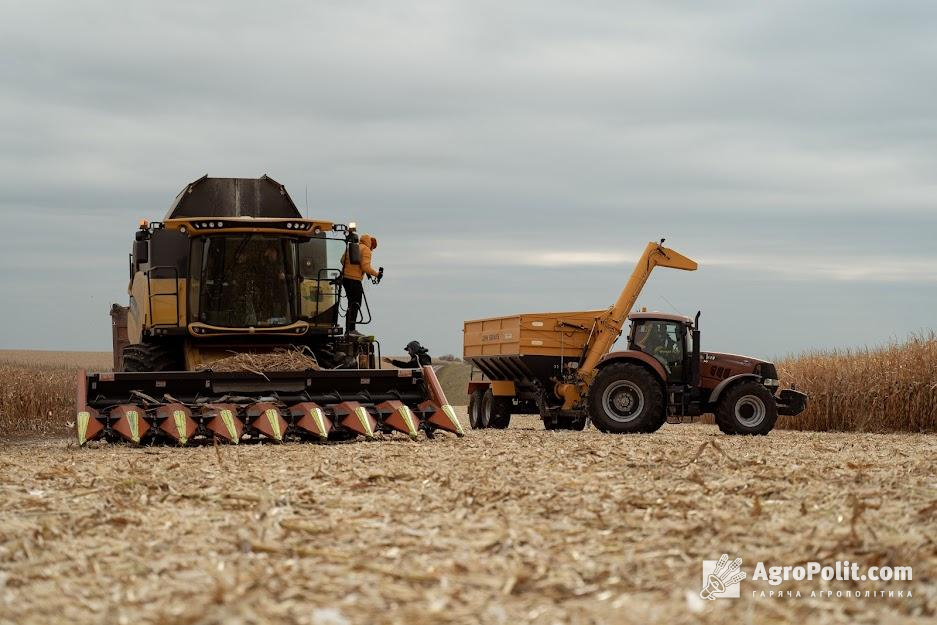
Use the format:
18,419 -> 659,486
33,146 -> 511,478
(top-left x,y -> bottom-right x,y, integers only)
631,320 -> 686,380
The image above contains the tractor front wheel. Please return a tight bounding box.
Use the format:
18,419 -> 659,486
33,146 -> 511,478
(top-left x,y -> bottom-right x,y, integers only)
716,381 -> 778,435
588,363 -> 664,433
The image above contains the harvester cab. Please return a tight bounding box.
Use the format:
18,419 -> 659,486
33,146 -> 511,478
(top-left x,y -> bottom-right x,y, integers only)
78,175 -> 463,446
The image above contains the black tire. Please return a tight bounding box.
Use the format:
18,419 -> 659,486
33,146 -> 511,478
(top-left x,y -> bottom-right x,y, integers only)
588,363 -> 664,434
714,412 -> 736,435
121,343 -> 180,373
481,389 -> 512,429
715,381 -> 778,436
468,390 -> 487,429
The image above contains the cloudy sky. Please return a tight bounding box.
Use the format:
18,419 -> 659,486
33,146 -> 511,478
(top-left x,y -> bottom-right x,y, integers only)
1,1 -> 935,360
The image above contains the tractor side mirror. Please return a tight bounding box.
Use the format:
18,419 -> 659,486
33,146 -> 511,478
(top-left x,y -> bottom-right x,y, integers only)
690,328 -> 701,386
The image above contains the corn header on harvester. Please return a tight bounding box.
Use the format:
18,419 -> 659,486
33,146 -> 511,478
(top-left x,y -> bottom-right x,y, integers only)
77,175 -> 462,445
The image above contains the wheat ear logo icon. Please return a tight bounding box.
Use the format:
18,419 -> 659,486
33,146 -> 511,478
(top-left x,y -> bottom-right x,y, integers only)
700,554 -> 746,600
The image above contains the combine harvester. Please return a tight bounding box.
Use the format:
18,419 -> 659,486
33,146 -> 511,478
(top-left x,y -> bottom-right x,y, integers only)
77,175 -> 462,445
463,240 -> 807,435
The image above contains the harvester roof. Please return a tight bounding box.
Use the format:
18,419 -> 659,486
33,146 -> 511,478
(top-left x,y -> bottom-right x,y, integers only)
164,175 -> 302,220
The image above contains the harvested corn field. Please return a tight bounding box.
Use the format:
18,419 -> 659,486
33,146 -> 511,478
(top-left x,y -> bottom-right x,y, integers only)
1,416 -> 934,625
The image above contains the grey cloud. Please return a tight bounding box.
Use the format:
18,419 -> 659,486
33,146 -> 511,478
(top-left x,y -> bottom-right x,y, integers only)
0,0 -> 935,357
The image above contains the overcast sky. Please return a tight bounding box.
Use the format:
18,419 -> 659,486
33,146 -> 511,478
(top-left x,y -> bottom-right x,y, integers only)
1,1 -> 935,360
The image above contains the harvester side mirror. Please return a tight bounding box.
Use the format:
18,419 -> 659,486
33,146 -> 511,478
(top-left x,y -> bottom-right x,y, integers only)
133,239 -> 149,265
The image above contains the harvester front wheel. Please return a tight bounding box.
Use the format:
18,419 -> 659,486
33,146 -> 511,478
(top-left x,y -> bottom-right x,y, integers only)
716,381 -> 778,436
588,363 -> 664,434
121,343 -> 179,373
468,390 -> 487,428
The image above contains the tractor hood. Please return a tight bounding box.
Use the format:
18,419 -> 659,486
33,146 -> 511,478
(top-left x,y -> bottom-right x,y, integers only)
701,351 -> 777,382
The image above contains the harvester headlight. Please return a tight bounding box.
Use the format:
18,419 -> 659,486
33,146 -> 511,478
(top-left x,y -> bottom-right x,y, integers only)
313,226 -> 322,234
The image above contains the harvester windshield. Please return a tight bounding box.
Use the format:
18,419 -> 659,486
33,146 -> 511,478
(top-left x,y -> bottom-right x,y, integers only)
189,234 -> 346,328
191,235 -> 295,327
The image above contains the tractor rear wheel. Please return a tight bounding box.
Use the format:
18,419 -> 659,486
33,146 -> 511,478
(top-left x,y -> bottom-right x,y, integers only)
716,381 -> 778,435
121,343 -> 179,373
468,390 -> 487,429
588,363 -> 664,433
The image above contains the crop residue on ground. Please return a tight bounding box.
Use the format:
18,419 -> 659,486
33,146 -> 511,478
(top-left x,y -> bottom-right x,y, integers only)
1,416 -> 934,625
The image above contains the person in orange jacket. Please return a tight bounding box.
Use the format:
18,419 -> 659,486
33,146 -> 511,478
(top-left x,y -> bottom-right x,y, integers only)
340,233 -> 382,335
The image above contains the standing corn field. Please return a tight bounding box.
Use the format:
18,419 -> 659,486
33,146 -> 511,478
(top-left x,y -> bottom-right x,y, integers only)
777,332 -> 937,432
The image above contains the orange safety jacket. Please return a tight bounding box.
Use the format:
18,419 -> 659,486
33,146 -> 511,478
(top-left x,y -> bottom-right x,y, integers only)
341,234 -> 380,281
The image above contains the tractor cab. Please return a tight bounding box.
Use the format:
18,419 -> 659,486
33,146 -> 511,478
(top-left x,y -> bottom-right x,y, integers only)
627,311 -> 700,384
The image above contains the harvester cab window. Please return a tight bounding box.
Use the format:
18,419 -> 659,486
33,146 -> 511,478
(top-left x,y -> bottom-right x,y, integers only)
632,320 -> 685,380
297,236 -> 346,324
190,235 -> 295,328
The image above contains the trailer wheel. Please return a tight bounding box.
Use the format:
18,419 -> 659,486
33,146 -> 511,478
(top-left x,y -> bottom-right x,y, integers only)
716,381 -> 778,435
468,390 -> 487,429
588,363 -> 664,433
121,343 -> 179,373
482,390 -> 512,429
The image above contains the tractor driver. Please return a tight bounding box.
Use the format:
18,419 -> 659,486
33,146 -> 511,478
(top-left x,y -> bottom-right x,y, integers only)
634,323 -> 679,371
340,233 -> 381,335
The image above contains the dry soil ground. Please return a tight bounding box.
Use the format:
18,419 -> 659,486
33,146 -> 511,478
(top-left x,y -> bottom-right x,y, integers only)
1,415 -> 935,625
